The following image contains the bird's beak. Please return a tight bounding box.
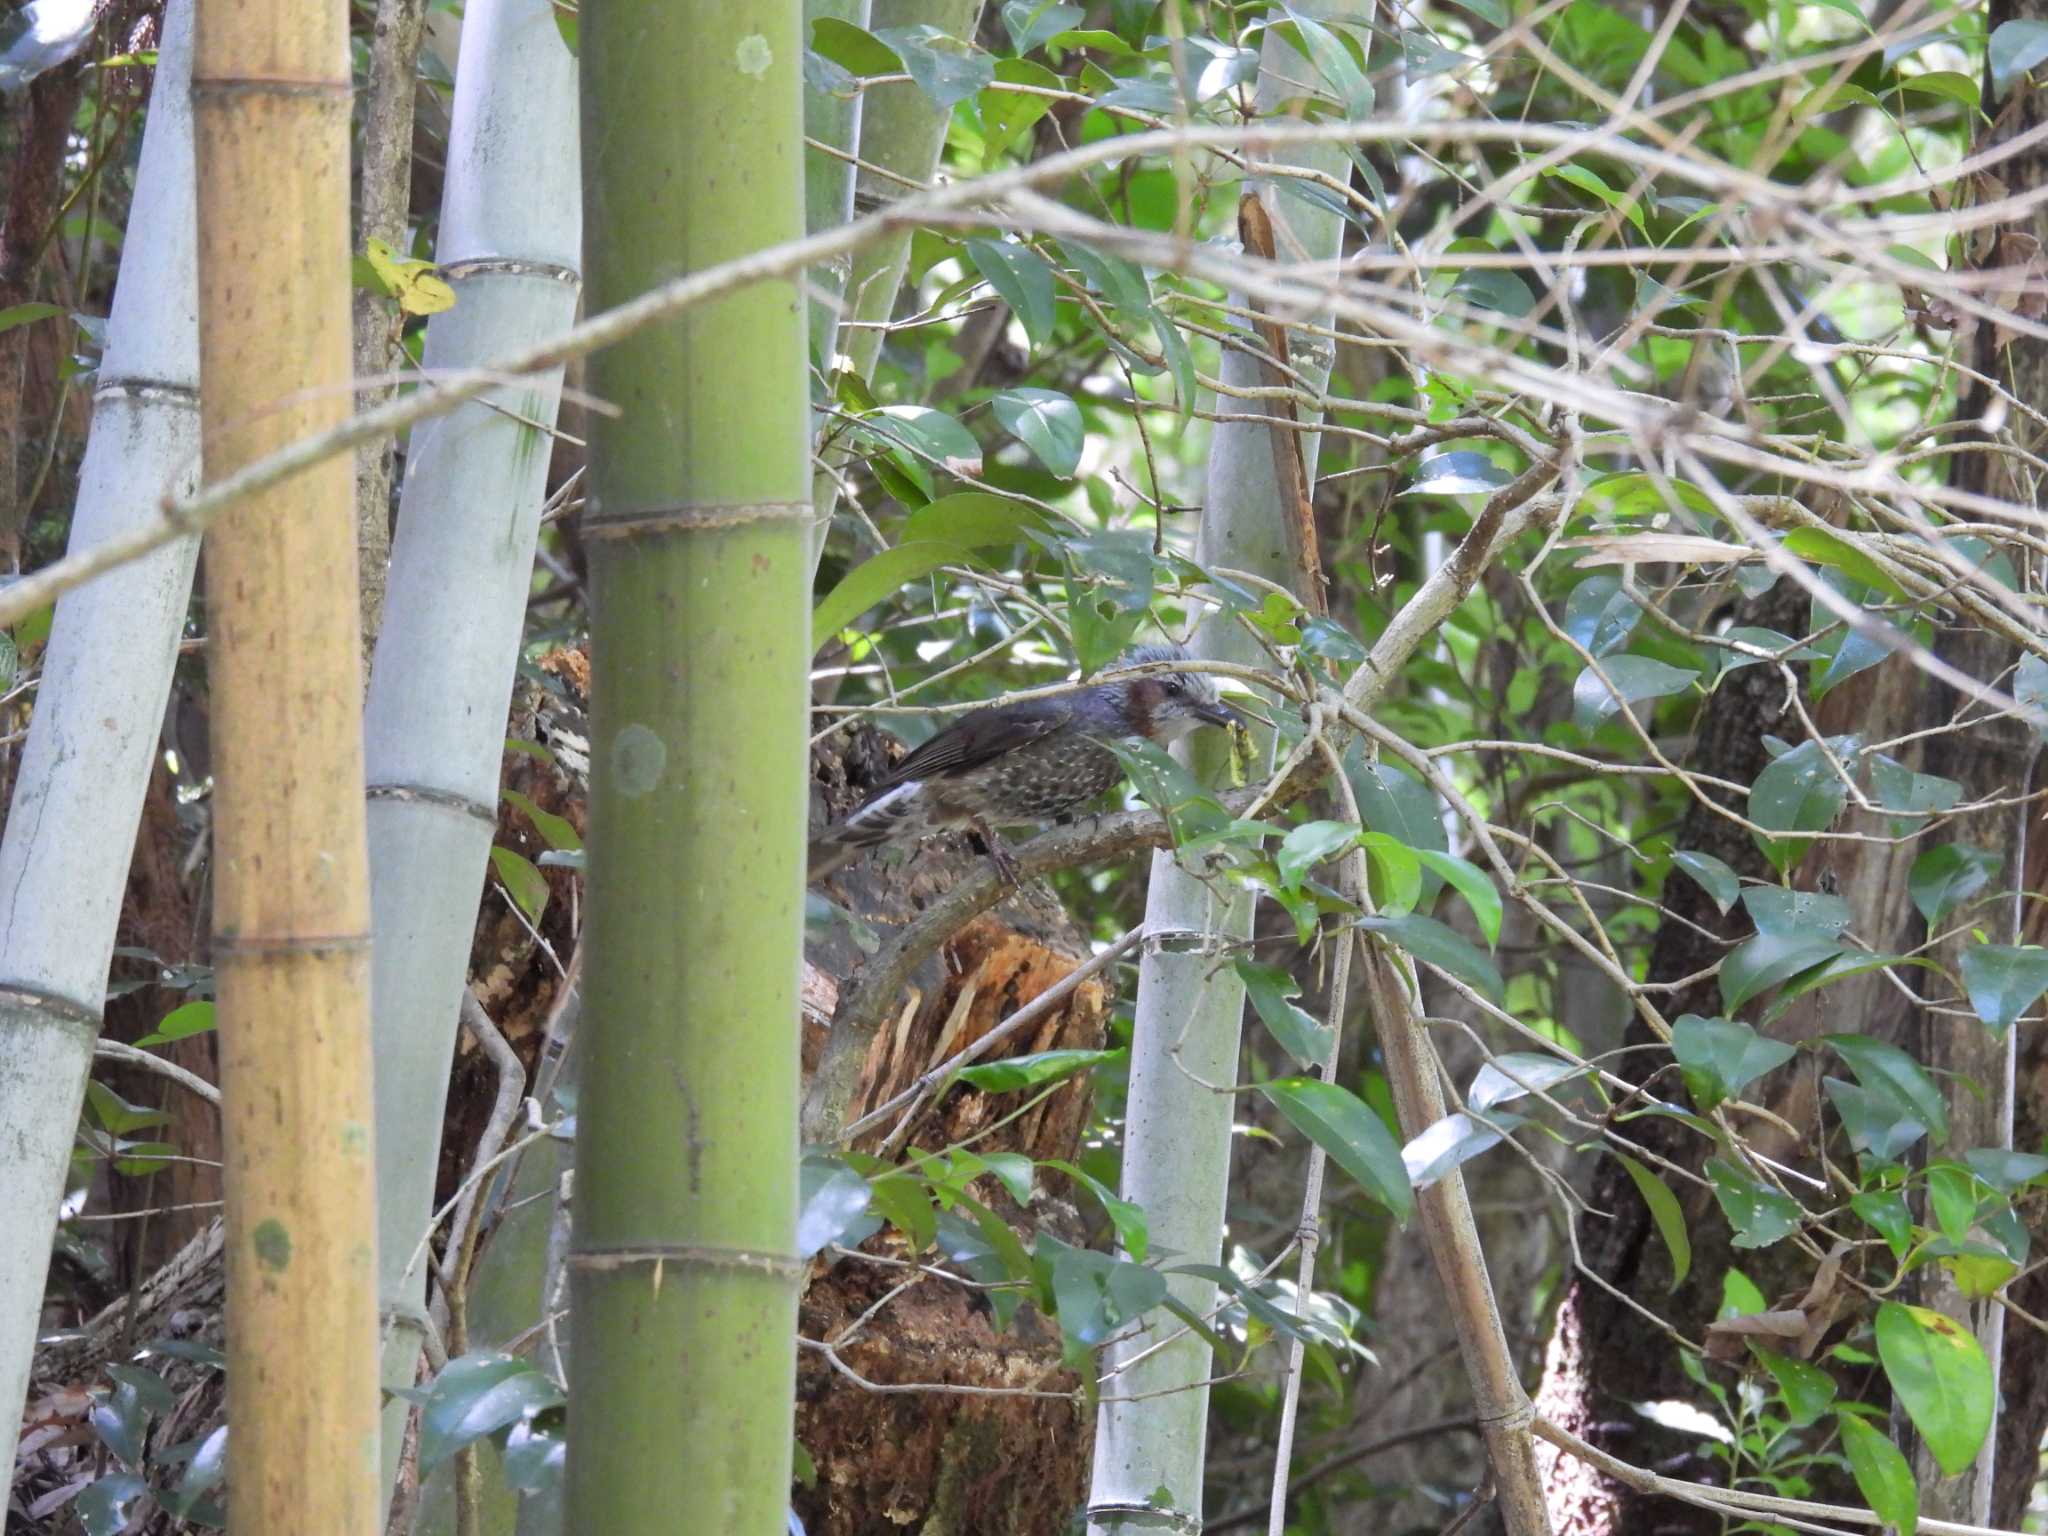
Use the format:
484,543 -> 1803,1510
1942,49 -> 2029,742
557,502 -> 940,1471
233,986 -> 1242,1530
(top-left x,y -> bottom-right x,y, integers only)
1197,699 -> 1243,730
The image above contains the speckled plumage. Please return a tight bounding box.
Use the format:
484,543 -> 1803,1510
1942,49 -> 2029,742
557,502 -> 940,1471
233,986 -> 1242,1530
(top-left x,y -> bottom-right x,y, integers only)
807,644 -> 1236,883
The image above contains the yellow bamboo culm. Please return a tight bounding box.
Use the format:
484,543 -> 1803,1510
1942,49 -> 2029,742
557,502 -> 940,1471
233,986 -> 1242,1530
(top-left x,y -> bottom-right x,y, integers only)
190,0 -> 381,1530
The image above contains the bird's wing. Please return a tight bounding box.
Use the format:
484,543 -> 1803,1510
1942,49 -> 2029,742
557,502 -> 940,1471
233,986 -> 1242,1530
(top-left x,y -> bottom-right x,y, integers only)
876,699 -> 1075,788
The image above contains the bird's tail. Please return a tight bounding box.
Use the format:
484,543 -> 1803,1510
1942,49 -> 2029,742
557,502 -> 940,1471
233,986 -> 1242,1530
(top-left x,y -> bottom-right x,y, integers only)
807,781 -> 925,885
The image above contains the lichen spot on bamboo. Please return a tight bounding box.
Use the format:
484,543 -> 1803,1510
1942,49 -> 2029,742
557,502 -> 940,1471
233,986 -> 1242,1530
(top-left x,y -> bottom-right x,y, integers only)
252,1219 -> 292,1272
735,34 -> 771,77
611,723 -> 666,796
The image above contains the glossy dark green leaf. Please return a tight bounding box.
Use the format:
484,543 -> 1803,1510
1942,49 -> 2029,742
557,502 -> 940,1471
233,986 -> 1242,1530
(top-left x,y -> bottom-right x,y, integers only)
875,24 -> 995,110
1356,912 -> 1504,1004
1671,1014 -> 1796,1113
1964,1148 -> 2048,1194
1671,850 -> 1739,914
1959,944 -> 2048,1037
1706,1157 -> 1803,1248
1852,1188 -> 1913,1260
502,1414 -> 566,1494
1562,573 -> 1640,658
991,388 -> 1083,476
1719,929 -> 1843,1015
1827,1076 -> 1929,1164
1615,1152 -> 1691,1290
1451,266 -> 1535,318
419,1352 -> 565,1470
1275,819 -> 1361,891
1260,1076 -> 1414,1223
966,237 -> 1058,346
1235,960 -> 1334,1069
1571,655 -> 1699,731
797,1155 -> 873,1259
956,1046 -> 1123,1093
1749,736 -> 1858,871
1468,1051 -> 1585,1112
1000,0 -> 1084,53
1826,1034 -> 1948,1142
1908,844 -> 2001,925
1044,1158 -> 1148,1261
74,1474 -> 148,1536
1876,1301 -> 1992,1478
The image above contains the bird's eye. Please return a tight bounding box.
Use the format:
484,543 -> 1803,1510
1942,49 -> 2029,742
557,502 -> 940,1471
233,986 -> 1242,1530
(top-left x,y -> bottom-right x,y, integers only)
1163,677 -> 1184,695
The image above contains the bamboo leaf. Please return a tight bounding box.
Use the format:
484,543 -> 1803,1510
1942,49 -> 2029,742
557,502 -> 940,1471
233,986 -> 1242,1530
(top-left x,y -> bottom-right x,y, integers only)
1614,1152 -> 1691,1290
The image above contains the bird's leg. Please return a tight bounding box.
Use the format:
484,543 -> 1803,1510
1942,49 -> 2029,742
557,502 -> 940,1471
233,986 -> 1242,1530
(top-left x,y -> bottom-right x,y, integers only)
971,817 -> 1025,887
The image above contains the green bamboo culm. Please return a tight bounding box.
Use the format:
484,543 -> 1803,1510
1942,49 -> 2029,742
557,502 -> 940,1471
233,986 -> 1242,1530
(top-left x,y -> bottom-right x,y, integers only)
566,4 -> 809,1531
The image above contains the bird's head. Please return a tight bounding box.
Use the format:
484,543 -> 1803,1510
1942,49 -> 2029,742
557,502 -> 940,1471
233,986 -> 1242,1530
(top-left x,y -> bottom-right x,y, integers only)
1115,642 -> 1240,743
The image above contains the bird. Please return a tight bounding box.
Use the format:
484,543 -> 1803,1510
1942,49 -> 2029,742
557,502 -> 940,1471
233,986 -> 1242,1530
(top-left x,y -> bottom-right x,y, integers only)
807,642 -> 1240,885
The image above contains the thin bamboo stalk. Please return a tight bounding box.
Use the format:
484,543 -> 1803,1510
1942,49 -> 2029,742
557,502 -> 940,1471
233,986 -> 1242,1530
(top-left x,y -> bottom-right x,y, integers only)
1085,13 -> 1364,1527
0,0 -> 202,1431
564,2 -> 810,1529
360,0 -> 579,1502
191,0 -> 380,1526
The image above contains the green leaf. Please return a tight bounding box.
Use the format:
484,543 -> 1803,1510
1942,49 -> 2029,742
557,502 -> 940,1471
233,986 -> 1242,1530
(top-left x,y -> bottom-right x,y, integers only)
813,540 -> 973,642
1720,930 -> 1844,1015
1706,1158 -> 1804,1248
861,403 -> 982,474
1672,1014 -> 1796,1114
1826,1035 -> 1948,1142
1959,944 -> 2048,1038
1401,1109 -> 1520,1187
1562,573 -> 1640,658
1927,1162 -> 1978,1246
809,16 -> 903,74
1781,527 -> 1907,602
1276,819 -> 1361,891
1898,70 -> 1979,109
956,1046 -> 1123,1093
1671,850 -> 1739,915
419,1352 -> 565,1470
1836,1409 -> 1918,1536
1360,832 -> 1424,916
1852,1189 -> 1914,1260
1614,1152 -> 1691,1290
1965,1148 -> 2048,1194
502,1415 -> 565,1494
1356,912 -> 1505,1004
874,24 -> 994,110
1748,736 -> 1858,871
797,1155 -> 873,1258
1871,753 -> 1964,835
1754,1347 -> 1835,1427
1992,18 -> 2048,93
1908,844 -> 2000,925
1000,0 -> 1083,54
1260,1076 -> 1414,1223
489,845 -> 549,923
502,789 -> 581,853
133,1000 -> 216,1048
1284,6 -> 1373,118
1451,266 -> 1535,318
1468,1051 -> 1586,1112
901,490 -> 1048,550
1044,1158 -> 1148,1261
1235,960 -> 1334,1069
1414,849 -> 1502,946
0,301 -> 62,338
1105,736 -> 1231,844
1876,1301 -> 1993,1478
1572,655 -> 1699,731
1402,449 -> 1512,496
991,388 -> 1083,476
966,237 -> 1058,347
75,1475 -> 148,1536
1062,240 -> 1150,316
982,58 -> 1060,161
1827,1077 -> 1929,1164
